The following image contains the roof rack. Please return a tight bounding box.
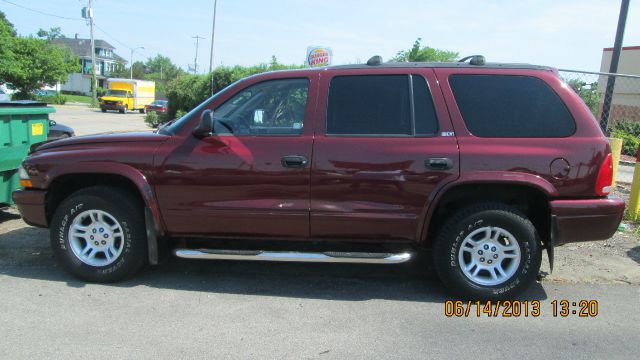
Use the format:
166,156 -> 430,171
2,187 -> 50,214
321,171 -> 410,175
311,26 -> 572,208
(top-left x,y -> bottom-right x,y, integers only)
366,55 -> 383,66
458,55 -> 486,66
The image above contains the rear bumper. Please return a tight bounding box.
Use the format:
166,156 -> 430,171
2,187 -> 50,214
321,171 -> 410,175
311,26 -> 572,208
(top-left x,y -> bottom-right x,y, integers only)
550,196 -> 625,245
12,188 -> 48,227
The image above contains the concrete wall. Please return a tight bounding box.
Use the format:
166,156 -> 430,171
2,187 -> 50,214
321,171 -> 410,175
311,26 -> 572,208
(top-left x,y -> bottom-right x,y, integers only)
597,46 -> 640,122
598,46 -> 640,106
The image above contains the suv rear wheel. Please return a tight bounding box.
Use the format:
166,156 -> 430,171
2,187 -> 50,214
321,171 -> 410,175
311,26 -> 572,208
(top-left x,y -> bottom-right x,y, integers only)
50,186 -> 147,282
433,203 -> 541,300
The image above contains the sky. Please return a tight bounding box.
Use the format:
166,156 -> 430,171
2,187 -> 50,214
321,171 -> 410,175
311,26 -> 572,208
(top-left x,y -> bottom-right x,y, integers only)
1,0 -> 639,72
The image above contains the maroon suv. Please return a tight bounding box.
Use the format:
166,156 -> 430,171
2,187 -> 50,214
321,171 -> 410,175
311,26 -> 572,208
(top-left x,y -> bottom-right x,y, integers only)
13,56 -> 624,299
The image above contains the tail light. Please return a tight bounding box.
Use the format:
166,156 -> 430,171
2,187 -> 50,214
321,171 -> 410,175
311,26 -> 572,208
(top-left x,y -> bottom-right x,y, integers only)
161,107 -> 166,112
595,153 -> 613,196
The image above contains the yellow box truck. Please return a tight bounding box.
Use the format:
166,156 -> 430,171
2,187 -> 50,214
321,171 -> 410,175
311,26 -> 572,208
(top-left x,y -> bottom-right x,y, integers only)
100,78 -> 155,114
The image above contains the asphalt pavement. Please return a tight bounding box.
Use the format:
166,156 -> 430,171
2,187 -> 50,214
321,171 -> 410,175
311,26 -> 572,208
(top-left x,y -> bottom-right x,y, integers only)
50,104 -> 150,136
0,221 -> 638,359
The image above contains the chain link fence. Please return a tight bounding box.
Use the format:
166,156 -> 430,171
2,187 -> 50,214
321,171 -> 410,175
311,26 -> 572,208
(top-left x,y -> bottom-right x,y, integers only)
559,69 -> 640,126
560,69 -> 640,157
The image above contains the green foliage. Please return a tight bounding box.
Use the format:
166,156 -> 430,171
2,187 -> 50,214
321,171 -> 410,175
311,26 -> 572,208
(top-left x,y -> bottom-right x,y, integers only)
609,120 -> 640,157
37,27 -> 65,40
392,38 -> 459,62
175,109 -> 187,119
96,87 -> 107,97
0,13 -> 80,95
144,111 -> 162,128
144,54 -> 184,81
0,11 -> 17,83
35,93 -> 67,105
565,78 -> 600,116
164,57 -> 304,118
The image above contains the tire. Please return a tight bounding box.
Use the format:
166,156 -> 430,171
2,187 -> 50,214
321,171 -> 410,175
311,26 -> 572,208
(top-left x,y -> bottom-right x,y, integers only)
101,108 -> 107,113
119,108 -> 125,114
139,109 -> 145,114
50,186 -> 147,282
433,203 -> 542,300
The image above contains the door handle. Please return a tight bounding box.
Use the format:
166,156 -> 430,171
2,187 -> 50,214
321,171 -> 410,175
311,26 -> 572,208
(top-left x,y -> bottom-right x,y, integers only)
425,158 -> 453,170
281,155 -> 308,168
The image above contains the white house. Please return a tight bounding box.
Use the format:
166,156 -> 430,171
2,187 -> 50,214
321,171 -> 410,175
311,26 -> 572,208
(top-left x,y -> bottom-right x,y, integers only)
52,35 -> 126,95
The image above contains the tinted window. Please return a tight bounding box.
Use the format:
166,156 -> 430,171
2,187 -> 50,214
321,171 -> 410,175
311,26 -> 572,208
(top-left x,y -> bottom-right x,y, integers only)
327,75 -> 438,136
214,78 -> 308,136
413,76 -> 439,135
449,75 -> 575,137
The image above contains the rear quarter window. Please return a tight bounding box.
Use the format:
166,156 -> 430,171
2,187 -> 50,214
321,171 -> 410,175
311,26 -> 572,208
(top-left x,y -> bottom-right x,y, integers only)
449,74 -> 576,137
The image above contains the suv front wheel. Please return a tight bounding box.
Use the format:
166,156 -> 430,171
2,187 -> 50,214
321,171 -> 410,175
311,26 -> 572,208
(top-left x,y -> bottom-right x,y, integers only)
50,186 -> 147,282
433,203 -> 542,300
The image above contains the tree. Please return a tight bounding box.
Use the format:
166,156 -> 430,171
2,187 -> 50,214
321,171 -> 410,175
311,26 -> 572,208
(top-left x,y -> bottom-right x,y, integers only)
37,27 -> 65,40
565,78 -> 600,116
392,38 -> 458,62
0,11 -> 16,37
1,36 -> 80,97
144,54 -> 183,81
0,11 -> 17,82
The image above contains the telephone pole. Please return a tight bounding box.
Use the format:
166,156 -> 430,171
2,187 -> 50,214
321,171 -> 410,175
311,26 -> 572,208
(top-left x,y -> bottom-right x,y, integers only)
192,35 -> 205,74
209,0 -> 218,95
87,0 -> 97,106
600,0 -> 630,131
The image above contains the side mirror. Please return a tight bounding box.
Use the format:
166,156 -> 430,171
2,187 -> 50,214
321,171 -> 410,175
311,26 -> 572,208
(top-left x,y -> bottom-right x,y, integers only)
192,109 -> 214,138
49,120 -> 57,126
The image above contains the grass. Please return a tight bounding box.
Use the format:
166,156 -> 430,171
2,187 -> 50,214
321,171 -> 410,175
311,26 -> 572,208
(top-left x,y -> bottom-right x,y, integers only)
64,94 -> 93,104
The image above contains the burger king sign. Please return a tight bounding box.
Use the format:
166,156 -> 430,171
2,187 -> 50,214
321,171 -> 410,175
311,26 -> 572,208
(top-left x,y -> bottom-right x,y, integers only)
306,46 -> 333,67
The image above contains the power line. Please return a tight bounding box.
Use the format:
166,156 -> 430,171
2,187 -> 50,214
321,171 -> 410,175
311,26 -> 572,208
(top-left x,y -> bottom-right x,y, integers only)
0,0 -> 83,21
93,22 -> 131,50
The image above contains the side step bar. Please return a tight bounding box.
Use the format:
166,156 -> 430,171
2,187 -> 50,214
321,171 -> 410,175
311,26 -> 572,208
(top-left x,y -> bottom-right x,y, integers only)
174,249 -> 412,264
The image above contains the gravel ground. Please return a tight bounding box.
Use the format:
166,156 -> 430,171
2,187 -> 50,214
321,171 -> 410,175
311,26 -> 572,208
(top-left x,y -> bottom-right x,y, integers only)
537,183 -> 639,285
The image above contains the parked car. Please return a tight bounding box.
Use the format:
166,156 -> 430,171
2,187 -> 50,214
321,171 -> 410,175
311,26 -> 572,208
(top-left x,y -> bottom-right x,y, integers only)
0,88 -> 10,102
47,120 -> 75,141
144,100 -> 168,114
13,56 -> 624,300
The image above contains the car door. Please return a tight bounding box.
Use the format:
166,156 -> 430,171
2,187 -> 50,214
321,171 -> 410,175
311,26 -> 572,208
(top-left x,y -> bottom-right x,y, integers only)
154,76 -> 317,239
310,69 -> 459,241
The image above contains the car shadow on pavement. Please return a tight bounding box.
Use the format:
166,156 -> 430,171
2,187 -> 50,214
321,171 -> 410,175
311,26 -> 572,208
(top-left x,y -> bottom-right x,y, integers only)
0,227 -> 548,303
0,210 -> 22,223
627,246 -> 640,264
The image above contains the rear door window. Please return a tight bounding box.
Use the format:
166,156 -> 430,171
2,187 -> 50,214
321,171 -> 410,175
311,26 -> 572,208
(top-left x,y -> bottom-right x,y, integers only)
449,74 -> 576,137
326,75 -> 438,136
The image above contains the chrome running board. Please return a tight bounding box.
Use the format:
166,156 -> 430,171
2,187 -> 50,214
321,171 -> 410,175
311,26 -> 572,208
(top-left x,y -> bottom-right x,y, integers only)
174,249 -> 412,264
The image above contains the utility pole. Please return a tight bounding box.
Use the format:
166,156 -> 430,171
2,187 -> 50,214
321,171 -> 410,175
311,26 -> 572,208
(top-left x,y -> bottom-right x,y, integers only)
129,46 -> 144,79
192,35 -> 205,74
600,0 -> 630,132
209,0 -> 218,95
88,0 -> 97,106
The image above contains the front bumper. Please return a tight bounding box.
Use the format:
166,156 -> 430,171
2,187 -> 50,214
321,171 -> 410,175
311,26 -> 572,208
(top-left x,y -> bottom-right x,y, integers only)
12,188 -> 48,227
550,196 -> 625,245
100,104 -> 125,111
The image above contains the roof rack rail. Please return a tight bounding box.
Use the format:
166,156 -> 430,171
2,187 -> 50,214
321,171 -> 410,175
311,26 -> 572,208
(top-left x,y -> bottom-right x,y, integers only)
458,55 -> 486,66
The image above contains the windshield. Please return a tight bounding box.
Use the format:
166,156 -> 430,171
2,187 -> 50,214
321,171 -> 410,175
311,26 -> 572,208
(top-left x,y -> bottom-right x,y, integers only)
159,78 -> 244,135
106,90 -> 128,97
151,100 -> 168,106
